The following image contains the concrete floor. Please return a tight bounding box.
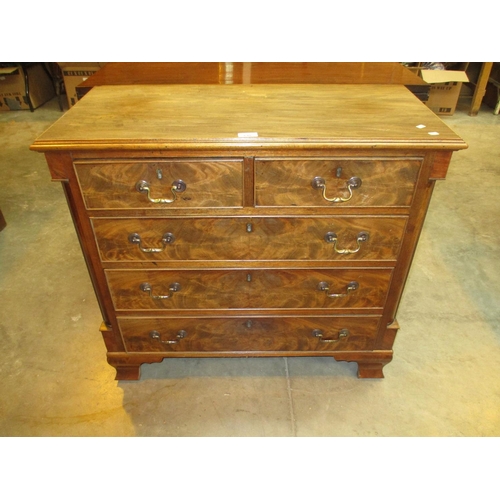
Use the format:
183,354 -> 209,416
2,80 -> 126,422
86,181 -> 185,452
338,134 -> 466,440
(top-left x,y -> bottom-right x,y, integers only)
0,95 -> 499,437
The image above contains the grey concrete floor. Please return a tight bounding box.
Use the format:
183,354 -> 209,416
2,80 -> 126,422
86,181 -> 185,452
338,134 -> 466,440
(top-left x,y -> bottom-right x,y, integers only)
0,95 -> 499,437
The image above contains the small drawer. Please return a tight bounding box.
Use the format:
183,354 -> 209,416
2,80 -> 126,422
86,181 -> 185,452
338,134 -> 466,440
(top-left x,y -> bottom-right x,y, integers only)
255,158 -> 421,207
92,216 -> 407,262
118,316 -> 381,353
74,159 -> 244,209
106,268 -> 393,311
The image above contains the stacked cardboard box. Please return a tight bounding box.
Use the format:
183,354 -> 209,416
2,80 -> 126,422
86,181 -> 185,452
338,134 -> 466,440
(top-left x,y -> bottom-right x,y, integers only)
0,64 -> 55,111
58,63 -> 106,108
405,63 -> 469,115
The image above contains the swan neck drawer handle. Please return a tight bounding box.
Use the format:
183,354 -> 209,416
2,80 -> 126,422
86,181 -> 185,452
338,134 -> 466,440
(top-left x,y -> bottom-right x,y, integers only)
128,232 -> 175,253
317,281 -> 359,298
311,176 -> 362,203
324,231 -> 369,255
140,282 -> 181,300
312,328 -> 350,343
149,330 -> 187,344
136,179 -> 186,204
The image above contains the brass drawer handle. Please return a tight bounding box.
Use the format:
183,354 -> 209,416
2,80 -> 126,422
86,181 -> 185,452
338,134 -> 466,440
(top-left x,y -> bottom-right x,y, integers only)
136,179 -> 186,204
312,176 -> 362,203
317,280 -> 359,298
324,231 -> 369,255
312,328 -> 349,343
140,282 -> 181,300
149,329 -> 187,344
128,232 -> 175,253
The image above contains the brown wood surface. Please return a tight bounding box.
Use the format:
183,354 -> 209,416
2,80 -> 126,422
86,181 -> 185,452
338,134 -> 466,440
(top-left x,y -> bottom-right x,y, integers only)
429,151 -> 453,180
32,81 -> 467,380
75,63 -> 427,93
48,152 -> 126,352
255,157 -> 421,207
92,216 -> 407,263
75,159 -> 244,209
118,316 -> 381,353
106,268 -> 393,312
31,85 -> 467,152
377,152 -> 438,333
106,348 -> 394,380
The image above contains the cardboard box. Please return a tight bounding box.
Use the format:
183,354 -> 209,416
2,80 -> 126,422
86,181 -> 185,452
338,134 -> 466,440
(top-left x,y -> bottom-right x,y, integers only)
420,69 -> 469,115
0,64 -> 55,111
58,63 -> 106,108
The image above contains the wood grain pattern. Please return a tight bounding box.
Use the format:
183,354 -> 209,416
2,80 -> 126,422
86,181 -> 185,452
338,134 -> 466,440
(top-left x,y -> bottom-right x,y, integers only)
429,151 -> 453,180
118,316 -> 381,353
105,349 -> 394,379
232,62 -> 426,85
75,159 -> 244,209
75,63 -> 427,90
92,216 -> 407,262
255,157 -> 421,207
30,85 -> 467,151
31,81 -> 467,379
106,268 -> 393,311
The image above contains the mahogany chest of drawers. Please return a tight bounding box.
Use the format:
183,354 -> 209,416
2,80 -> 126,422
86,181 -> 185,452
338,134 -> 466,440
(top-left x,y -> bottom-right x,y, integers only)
31,84 -> 467,380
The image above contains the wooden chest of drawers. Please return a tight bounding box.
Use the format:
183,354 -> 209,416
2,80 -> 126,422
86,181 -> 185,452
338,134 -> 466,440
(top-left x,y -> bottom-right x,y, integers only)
31,84 -> 467,380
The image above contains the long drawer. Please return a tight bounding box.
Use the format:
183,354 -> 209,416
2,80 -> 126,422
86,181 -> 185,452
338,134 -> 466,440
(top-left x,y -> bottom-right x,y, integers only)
118,316 -> 381,353
75,159 -> 244,209
106,268 -> 393,311
255,158 -> 421,207
92,216 -> 407,262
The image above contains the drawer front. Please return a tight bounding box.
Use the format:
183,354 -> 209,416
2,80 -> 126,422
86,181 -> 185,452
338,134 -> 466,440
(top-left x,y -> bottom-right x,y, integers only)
118,316 -> 381,353
75,160 -> 244,209
255,158 -> 421,207
93,216 -> 407,262
107,268 -> 393,311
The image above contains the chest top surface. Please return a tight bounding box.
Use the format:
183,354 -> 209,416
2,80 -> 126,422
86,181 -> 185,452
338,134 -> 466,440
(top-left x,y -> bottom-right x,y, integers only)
31,84 -> 467,152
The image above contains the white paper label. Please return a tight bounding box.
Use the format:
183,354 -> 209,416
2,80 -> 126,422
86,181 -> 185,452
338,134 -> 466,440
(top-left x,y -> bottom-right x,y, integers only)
237,132 -> 259,138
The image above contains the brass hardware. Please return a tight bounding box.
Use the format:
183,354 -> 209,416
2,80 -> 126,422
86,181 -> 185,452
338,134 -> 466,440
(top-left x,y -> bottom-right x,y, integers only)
311,176 -> 362,203
128,232 -> 175,253
324,231 -> 369,255
246,273 -> 252,282
312,328 -> 349,343
336,167 -> 342,178
324,232 -> 336,243
246,223 -> 253,233
140,282 -> 181,300
136,179 -> 186,204
156,168 -> 163,180
317,280 -> 359,298
149,329 -> 187,344
244,320 -> 253,328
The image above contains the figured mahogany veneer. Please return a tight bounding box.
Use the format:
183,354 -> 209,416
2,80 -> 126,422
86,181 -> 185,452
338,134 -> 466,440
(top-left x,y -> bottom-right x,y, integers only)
105,268 -> 393,312
92,216 -> 407,263
31,84 -> 467,380
75,159 -> 244,209
118,316 -> 382,353
255,158 -> 421,208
